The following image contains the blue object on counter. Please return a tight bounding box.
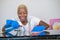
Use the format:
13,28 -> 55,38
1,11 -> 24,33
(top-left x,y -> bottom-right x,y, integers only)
39,31 -> 46,35
32,25 -> 46,36
6,20 -> 19,29
32,25 -> 46,32
5,19 -> 19,37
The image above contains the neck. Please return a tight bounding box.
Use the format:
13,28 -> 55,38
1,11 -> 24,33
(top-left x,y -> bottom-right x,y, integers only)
21,20 -> 28,25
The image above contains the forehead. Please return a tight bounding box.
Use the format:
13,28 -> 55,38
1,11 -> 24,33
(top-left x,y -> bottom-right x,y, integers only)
18,5 -> 27,10
19,8 -> 26,12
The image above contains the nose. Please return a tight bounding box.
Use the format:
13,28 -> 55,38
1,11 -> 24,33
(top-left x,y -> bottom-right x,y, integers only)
18,12 -> 24,17
21,13 -> 24,17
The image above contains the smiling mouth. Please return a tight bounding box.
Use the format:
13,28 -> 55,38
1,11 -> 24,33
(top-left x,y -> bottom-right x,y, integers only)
21,17 -> 25,20
19,17 -> 25,21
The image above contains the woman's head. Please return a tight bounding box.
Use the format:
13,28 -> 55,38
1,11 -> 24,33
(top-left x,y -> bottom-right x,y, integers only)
17,4 -> 28,22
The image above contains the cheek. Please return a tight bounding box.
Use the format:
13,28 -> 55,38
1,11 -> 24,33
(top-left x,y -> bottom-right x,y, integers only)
24,14 -> 27,17
18,14 -> 21,18
18,14 -> 21,16
18,14 -> 27,19
18,14 -> 20,16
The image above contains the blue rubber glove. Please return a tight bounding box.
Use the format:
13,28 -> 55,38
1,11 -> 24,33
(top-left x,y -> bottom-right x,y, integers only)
5,19 -> 19,37
32,25 -> 46,36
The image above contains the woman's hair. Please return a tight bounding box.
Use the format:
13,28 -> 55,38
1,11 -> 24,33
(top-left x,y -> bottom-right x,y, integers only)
17,4 -> 28,13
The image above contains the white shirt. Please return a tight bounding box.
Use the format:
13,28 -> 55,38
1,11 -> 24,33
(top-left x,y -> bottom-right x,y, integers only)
9,16 -> 41,36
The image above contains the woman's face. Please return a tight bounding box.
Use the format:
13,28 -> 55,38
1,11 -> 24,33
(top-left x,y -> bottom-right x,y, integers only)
18,8 -> 27,22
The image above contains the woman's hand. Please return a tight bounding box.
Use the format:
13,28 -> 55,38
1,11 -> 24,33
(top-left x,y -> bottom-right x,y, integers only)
30,32 -> 40,36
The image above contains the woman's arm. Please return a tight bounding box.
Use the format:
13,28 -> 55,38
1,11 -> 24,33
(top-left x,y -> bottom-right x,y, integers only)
39,20 -> 49,29
2,26 -> 6,37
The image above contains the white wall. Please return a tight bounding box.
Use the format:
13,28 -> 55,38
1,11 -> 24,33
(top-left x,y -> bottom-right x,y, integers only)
0,0 -> 60,35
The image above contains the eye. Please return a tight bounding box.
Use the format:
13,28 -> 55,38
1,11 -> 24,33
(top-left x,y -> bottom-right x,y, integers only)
24,12 -> 26,14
